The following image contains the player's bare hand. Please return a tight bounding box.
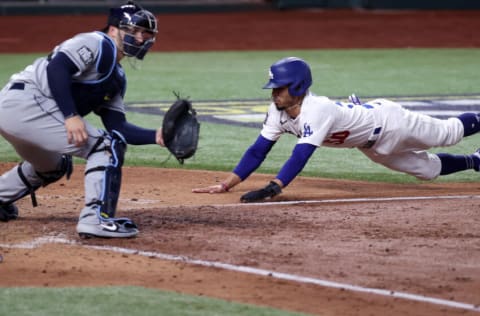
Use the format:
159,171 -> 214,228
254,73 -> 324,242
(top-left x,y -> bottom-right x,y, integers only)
192,183 -> 228,194
156,127 -> 165,147
65,115 -> 88,147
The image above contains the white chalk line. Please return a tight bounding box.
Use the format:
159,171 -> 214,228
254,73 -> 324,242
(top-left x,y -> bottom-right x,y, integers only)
35,194 -> 480,209
1,236 -> 479,313
220,194 -> 480,207
37,195 -> 159,205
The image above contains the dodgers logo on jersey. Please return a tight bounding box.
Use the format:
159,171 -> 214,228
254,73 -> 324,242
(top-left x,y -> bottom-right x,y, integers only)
77,46 -> 94,66
303,123 -> 313,137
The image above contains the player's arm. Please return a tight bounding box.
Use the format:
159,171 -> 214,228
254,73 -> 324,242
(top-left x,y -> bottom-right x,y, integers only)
192,134 -> 275,193
240,143 -> 317,203
47,52 -> 88,147
99,108 -> 161,145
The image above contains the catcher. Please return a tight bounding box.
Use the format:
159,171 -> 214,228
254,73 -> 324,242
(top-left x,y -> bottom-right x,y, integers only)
0,1 -> 197,238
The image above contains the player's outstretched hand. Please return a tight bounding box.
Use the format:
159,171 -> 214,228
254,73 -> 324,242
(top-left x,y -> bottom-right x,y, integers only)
192,183 -> 228,194
240,181 -> 282,203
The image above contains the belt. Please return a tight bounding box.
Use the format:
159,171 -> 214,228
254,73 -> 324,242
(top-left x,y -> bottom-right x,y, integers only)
9,82 -> 25,90
361,127 -> 382,149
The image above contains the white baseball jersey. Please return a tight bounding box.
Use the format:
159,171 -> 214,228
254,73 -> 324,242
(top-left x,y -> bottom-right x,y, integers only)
261,92 -> 464,180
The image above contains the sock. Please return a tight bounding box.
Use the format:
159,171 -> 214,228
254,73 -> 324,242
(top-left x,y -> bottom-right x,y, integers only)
458,113 -> 480,137
437,153 -> 479,175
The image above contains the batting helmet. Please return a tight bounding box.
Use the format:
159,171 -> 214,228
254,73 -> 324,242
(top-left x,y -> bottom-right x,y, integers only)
263,57 -> 312,96
107,1 -> 158,60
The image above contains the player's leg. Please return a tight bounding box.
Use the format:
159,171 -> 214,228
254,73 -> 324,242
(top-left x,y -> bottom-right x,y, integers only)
372,103 -> 480,177
0,104 -> 73,221
0,85 -> 136,236
435,151 -> 480,174
76,130 -> 138,238
360,149 -> 442,180
457,113 -> 480,137
0,141 -> 72,221
360,148 -> 480,180
0,159 -> 72,221
400,110 -> 480,175
437,112 -> 480,173
0,80 -> 73,220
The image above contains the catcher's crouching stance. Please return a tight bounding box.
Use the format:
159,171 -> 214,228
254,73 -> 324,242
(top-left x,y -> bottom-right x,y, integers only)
0,2 -> 186,239
0,1 -> 199,238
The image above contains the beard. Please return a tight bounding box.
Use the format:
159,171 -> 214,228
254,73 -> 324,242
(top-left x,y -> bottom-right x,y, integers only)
275,101 -> 296,111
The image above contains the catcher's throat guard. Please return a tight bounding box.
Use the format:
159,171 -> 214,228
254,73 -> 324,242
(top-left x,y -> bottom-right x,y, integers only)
162,96 -> 200,164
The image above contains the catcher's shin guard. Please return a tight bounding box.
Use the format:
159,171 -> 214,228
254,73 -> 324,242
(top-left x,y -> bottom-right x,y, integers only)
7,155 -> 73,207
79,131 -> 137,238
85,130 -> 126,218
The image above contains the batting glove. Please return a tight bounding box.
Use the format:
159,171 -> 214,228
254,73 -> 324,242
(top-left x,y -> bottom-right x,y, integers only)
240,181 -> 282,203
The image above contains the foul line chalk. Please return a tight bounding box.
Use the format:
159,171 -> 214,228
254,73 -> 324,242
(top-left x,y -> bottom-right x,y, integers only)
35,194 -> 480,209
1,236 -> 479,313
221,194 -> 480,207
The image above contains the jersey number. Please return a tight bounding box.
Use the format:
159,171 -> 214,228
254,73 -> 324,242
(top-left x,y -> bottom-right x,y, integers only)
324,130 -> 350,145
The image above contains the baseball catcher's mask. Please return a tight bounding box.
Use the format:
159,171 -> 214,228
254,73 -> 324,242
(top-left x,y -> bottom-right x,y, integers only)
107,1 -> 158,60
162,94 -> 200,164
119,9 -> 158,60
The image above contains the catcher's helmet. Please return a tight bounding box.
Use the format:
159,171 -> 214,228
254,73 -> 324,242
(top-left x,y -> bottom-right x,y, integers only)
263,57 -> 312,96
107,1 -> 141,28
107,1 -> 158,60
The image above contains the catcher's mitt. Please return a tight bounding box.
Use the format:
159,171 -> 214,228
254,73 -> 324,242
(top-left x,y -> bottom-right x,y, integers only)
162,96 -> 200,164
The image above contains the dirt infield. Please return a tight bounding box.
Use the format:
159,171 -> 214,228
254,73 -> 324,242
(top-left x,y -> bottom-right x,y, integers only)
1,8 -> 480,316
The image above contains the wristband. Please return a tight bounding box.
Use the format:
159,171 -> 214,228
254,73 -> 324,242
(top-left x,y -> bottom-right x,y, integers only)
220,182 -> 229,192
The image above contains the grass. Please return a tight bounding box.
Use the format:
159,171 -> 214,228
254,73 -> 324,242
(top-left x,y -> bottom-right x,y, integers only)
2,49 -> 480,102
0,287 -> 307,316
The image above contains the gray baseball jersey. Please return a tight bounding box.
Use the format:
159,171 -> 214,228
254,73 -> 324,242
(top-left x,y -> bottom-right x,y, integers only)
0,31 -> 129,216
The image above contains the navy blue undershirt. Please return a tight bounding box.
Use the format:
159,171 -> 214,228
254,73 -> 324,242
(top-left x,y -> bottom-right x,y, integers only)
233,135 -> 275,180
47,52 -> 79,119
233,134 -> 317,187
276,142 -> 316,186
46,52 -> 156,145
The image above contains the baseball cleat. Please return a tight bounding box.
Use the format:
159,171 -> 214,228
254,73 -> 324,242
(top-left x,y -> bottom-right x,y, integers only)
0,203 -> 19,222
76,213 -> 139,238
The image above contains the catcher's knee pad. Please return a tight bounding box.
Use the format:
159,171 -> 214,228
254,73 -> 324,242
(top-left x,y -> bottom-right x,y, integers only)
36,155 -> 73,185
15,155 -> 73,207
85,130 -> 127,218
